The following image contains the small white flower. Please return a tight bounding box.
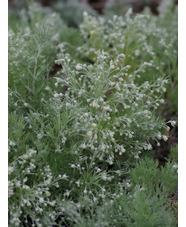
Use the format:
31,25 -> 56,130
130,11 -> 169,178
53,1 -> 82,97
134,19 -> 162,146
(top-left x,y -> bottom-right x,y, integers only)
24,103 -> 29,107
110,65 -> 115,70
115,122 -> 120,127
101,144 -> 106,150
81,143 -> 87,149
64,190 -> 70,197
76,180 -> 80,187
8,190 -> 14,197
127,118 -> 132,124
115,83 -> 120,91
118,53 -> 125,58
101,173 -> 107,181
170,120 -> 176,127
135,49 -> 140,57
103,135 -> 107,140
113,15 -> 117,21
76,64 -> 82,70
147,144 -> 152,150
96,168 -> 101,173
162,135 -> 168,141
103,106 -> 109,111
70,164 -> 76,168
90,31 -> 94,35
8,166 -> 14,174
29,149 -> 37,155
37,134 -> 43,139
54,93 -> 59,98
83,11 -> 88,17
134,154 -> 139,159
157,133 -> 162,139
39,197 -> 44,203
172,164 -> 178,169
126,182 -> 131,188
46,192 -> 51,197
91,123 -> 97,128
121,146 -> 126,153
23,185 -> 30,190
61,174 -> 68,180
9,140 -> 16,147
87,131 -> 92,137
92,102 -> 99,108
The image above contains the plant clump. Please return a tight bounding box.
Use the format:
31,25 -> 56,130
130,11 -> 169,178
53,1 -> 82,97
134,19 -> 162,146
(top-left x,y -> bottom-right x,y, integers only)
8,1 -> 178,226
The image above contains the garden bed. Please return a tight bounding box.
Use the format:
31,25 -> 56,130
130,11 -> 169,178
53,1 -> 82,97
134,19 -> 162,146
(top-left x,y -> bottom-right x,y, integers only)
8,1 -> 178,226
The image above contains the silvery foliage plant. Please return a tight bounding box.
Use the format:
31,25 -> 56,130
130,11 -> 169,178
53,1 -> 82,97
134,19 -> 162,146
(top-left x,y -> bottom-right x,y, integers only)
78,4 -> 177,110
8,1 -> 177,225
55,48 -> 170,165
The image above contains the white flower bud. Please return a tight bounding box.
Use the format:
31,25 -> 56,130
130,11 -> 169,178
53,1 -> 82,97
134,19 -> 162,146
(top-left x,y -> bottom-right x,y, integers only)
76,64 -> 82,70
87,131 -> 92,137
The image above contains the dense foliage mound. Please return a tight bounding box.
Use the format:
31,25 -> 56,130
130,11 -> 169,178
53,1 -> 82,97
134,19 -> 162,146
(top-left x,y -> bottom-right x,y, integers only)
8,1 -> 178,226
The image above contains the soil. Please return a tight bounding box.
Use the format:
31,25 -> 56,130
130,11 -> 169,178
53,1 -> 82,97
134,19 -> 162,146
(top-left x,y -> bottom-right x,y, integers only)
49,64 -> 62,78
154,125 -> 178,166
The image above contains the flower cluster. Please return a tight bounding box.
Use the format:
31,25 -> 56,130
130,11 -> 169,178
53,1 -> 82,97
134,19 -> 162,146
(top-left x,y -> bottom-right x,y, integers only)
78,6 -> 178,113
8,1 -> 177,226
54,50 -> 169,164
8,147 -> 65,226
